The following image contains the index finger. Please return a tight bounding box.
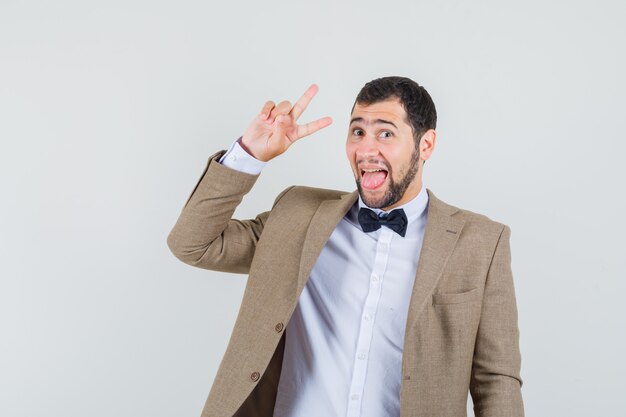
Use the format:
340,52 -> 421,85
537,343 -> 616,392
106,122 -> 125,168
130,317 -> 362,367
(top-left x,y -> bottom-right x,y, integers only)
295,116 -> 333,140
289,83 -> 319,120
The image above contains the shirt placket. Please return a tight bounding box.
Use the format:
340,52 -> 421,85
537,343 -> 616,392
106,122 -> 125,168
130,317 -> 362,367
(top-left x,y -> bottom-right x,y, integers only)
346,227 -> 394,417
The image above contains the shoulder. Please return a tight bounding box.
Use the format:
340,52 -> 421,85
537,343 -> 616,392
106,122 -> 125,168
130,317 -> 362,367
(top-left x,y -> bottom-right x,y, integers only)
427,188 -> 510,238
272,185 -> 351,208
262,185 -> 354,232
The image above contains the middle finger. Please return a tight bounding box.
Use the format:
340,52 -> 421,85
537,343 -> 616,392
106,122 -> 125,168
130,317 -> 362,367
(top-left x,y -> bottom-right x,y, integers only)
268,100 -> 293,123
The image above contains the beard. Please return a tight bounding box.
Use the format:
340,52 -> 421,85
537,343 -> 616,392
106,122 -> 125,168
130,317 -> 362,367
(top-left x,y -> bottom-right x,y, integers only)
356,147 -> 421,209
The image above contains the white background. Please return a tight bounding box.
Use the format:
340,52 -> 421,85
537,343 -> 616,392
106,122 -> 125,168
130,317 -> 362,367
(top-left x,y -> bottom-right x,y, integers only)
1,0 -> 625,416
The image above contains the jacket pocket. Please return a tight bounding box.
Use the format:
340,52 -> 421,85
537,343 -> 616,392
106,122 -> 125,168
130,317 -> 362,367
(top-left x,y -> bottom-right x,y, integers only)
432,287 -> 481,305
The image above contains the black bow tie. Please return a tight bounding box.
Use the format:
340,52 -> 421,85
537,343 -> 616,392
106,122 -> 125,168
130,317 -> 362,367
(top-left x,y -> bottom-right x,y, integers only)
358,207 -> 408,237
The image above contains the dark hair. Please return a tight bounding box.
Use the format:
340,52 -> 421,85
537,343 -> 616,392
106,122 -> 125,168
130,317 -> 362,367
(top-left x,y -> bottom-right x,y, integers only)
351,76 -> 437,147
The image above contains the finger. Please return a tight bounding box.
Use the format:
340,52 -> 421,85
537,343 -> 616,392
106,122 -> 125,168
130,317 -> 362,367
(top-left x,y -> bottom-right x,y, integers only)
275,100 -> 292,114
268,100 -> 292,123
290,84 -> 318,121
295,116 -> 333,140
259,100 -> 275,120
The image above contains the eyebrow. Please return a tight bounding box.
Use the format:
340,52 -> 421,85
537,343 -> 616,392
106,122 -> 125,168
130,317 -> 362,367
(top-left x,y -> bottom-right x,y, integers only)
350,117 -> 398,129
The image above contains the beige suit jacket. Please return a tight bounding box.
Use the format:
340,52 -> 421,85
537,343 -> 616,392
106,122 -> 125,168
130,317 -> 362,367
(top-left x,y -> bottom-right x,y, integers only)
167,150 -> 524,417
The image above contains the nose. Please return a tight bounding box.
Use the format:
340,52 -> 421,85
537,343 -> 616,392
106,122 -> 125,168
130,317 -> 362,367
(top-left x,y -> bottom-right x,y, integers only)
355,136 -> 381,160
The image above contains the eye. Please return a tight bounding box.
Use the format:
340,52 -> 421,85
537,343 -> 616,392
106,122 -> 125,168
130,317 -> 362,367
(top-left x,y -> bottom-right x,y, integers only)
379,131 -> 393,139
352,128 -> 364,136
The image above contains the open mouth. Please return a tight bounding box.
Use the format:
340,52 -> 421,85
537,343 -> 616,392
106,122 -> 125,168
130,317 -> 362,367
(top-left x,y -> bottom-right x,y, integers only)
360,168 -> 388,190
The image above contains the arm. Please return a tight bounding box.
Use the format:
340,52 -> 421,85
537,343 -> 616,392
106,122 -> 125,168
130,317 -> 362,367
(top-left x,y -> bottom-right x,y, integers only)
470,225 -> 525,417
166,150 -> 272,274
167,84 -> 332,274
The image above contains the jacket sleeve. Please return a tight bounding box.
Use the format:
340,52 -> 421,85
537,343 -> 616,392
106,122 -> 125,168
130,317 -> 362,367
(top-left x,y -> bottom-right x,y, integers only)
166,150 -> 292,274
470,225 -> 525,417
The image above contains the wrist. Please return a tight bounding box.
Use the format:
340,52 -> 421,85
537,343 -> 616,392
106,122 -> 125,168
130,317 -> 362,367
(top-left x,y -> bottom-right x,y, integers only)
219,137 -> 267,175
239,136 -> 267,162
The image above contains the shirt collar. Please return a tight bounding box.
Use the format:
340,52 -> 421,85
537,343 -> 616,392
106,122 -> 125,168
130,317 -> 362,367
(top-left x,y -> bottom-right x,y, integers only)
357,182 -> 429,226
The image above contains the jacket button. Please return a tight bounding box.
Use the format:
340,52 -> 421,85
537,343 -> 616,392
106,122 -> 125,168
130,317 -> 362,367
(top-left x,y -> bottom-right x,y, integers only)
250,371 -> 260,382
275,322 -> 284,333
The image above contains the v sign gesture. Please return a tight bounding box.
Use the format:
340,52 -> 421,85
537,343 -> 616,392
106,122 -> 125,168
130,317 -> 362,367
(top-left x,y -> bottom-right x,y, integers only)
240,84 -> 333,162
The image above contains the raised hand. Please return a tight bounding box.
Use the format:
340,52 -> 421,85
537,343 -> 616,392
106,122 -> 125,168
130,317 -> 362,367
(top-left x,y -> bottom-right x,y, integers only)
240,84 -> 333,162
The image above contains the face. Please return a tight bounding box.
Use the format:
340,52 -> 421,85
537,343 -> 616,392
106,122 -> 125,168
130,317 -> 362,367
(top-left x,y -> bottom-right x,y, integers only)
346,98 -> 429,211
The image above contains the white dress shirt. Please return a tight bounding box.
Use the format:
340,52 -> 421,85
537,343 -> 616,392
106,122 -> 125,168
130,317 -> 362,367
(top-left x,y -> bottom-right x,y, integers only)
219,138 -> 429,417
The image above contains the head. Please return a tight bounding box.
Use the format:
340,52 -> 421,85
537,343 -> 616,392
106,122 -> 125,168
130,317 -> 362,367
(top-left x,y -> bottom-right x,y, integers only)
346,76 -> 437,210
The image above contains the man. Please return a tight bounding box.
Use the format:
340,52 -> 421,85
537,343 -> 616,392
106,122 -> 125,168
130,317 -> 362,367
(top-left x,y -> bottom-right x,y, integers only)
167,76 -> 524,417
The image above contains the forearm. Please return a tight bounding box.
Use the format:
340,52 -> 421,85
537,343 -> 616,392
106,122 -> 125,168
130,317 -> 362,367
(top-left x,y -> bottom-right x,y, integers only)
166,150 -> 265,273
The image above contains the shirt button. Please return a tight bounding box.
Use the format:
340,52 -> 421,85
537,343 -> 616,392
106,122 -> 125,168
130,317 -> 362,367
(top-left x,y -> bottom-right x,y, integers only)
229,154 -> 237,162
371,274 -> 380,283
275,322 -> 284,333
357,352 -> 366,360
351,394 -> 360,401
379,242 -> 388,250
363,314 -> 372,321
250,371 -> 260,382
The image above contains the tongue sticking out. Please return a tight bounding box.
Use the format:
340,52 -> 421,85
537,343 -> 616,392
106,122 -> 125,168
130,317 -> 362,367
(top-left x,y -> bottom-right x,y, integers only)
361,171 -> 387,189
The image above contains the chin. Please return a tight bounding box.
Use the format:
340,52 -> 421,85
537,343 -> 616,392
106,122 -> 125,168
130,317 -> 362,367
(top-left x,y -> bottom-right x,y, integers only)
358,184 -> 392,209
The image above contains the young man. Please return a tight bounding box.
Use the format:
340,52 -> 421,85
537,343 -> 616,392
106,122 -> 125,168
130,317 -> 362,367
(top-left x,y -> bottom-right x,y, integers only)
167,76 -> 524,417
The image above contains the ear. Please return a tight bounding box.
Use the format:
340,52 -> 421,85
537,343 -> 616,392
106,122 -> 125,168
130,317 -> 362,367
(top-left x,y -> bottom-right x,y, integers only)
419,129 -> 436,161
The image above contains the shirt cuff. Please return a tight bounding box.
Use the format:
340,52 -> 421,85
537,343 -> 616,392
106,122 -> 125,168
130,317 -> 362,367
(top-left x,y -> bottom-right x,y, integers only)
218,136 -> 266,175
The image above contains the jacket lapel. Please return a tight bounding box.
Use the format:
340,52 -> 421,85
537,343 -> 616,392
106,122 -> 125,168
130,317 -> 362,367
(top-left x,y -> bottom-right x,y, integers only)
294,187 -> 465,327
297,190 -> 358,293
405,188 -> 465,330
